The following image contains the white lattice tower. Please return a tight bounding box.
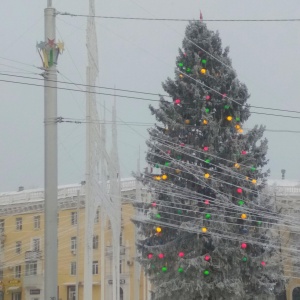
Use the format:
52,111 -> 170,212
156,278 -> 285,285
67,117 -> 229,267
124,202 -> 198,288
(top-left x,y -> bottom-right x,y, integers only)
108,96 -> 122,300
84,0 -> 101,298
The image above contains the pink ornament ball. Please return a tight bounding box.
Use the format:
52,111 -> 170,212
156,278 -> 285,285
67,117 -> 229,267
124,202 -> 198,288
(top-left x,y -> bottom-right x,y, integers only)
203,146 -> 209,151
204,200 -> 210,205
222,93 -> 227,98
174,99 -> 181,105
241,243 -> 247,249
241,150 -> 247,155
178,252 -> 185,258
158,253 -> 164,259
204,255 -> 211,261
237,188 -> 243,194
166,150 -> 171,155
148,253 -> 153,259
180,143 -> 185,147
261,261 -> 266,267
151,202 -> 157,207
205,95 -> 211,100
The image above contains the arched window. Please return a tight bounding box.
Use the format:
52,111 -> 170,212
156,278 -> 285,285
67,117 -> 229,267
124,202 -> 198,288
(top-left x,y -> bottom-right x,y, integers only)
120,287 -> 124,300
293,287 -> 300,300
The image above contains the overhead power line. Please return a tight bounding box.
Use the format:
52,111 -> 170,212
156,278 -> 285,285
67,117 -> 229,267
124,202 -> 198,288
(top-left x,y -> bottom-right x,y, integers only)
57,12 -> 300,23
1,72 -> 300,116
2,77 -> 300,121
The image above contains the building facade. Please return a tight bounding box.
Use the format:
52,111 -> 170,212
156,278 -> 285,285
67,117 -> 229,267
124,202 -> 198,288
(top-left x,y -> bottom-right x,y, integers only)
269,180 -> 300,300
0,178 -> 150,300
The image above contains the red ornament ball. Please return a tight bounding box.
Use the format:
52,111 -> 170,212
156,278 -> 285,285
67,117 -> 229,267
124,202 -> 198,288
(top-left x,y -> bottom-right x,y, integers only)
178,252 -> 185,258
148,253 -> 153,259
204,255 -> 211,262
174,99 -> 181,105
158,253 -> 164,259
180,143 -> 185,147
261,261 -> 266,267
204,200 -> 210,205
241,243 -> 247,249
203,146 -> 209,151
241,150 -> 247,155
237,188 -> 243,194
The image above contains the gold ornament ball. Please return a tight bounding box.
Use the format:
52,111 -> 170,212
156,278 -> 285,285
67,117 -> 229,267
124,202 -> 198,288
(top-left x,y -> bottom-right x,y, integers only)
200,68 -> 207,75
185,119 -> 190,125
241,214 -> 247,219
234,163 -> 240,169
238,129 -> 244,134
202,227 -> 207,233
235,125 -> 241,129
203,120 -> 208,125
252,179 -> 257,184
162,174 -> 168,180
155,176 -> 161,181
227,116 -> 233,121
156,227 -> 162,233
204,173 -> 210,179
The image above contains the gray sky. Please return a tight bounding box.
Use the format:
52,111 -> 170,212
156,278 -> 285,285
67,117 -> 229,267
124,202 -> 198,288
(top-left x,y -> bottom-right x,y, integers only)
0,0 -> 300,192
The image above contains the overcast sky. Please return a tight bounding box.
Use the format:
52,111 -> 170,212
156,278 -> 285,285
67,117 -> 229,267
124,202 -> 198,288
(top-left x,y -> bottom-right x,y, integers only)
0,0 -> 299,192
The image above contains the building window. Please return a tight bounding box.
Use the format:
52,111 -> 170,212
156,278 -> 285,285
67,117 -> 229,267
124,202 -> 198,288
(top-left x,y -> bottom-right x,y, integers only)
71,237 -> 77,251
70,262 -> 76,275
93,235 -> 98,249
293,287 -> 300,300
32,238 -> 40,251
16,241 -> 22,254
120,287 -> 124,300
0,220 -> 4,233
15,265 -> 21,278
34,216 -> 40,229
12,293 -> 21,300
0,269 -> 3,280
25,261 -> 37,276
67,286 -> 76,300
71,212 -> 77,225
16,218 -> 22,231
94,210 -> 99,223
92,261 -> 98,275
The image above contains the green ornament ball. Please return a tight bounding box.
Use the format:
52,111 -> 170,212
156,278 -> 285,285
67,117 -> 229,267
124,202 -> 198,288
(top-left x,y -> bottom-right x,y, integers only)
205,159 -> 211,163
205,213 -> 211,219
178,267 -> 184,273
165,162 -> 170,166
162,266 -> 167,272
238,200 -> 244,206
236,117 -> 240,121
257,221 -> 262,226
156,214 -> 161,219
242,257 -> 248,262
177,210 -> 183,215
251,166 -> 256,171
205,108 -> 210,113
202,59 -> 207,64
178,62 -> 184,67
224,105 -> 230,109
203,270 -> 210,276
186,68 -> 191,73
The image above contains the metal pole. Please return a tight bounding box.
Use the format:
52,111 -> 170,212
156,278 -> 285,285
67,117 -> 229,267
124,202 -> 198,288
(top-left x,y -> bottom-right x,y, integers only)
75,191 -> 80,300
100,208 -> 105,300
44,4 -> 58,300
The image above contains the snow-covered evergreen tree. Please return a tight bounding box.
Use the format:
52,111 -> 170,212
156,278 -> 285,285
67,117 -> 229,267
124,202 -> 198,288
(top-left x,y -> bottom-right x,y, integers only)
134,21 -> 285,300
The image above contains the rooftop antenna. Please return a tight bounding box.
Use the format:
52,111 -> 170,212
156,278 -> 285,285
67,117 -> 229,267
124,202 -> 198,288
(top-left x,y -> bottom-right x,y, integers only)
281,169 -> 286,180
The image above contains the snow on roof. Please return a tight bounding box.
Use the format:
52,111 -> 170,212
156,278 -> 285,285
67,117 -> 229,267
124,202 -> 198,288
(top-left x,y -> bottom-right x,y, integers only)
268,179 -> 300,187
0,177 -> 136,206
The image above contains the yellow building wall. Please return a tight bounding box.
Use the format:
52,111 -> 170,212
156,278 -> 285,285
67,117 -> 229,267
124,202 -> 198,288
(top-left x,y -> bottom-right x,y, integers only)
0,199 -> 146,300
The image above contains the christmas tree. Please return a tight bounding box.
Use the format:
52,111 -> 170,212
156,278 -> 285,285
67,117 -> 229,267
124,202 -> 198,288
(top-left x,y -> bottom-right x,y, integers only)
134,21 -> 285,300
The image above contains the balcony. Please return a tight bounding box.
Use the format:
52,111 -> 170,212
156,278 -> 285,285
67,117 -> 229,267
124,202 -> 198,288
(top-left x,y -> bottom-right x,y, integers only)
25,251 -> 42,261
105,246 -> 126,256
23,274 -> 43,288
